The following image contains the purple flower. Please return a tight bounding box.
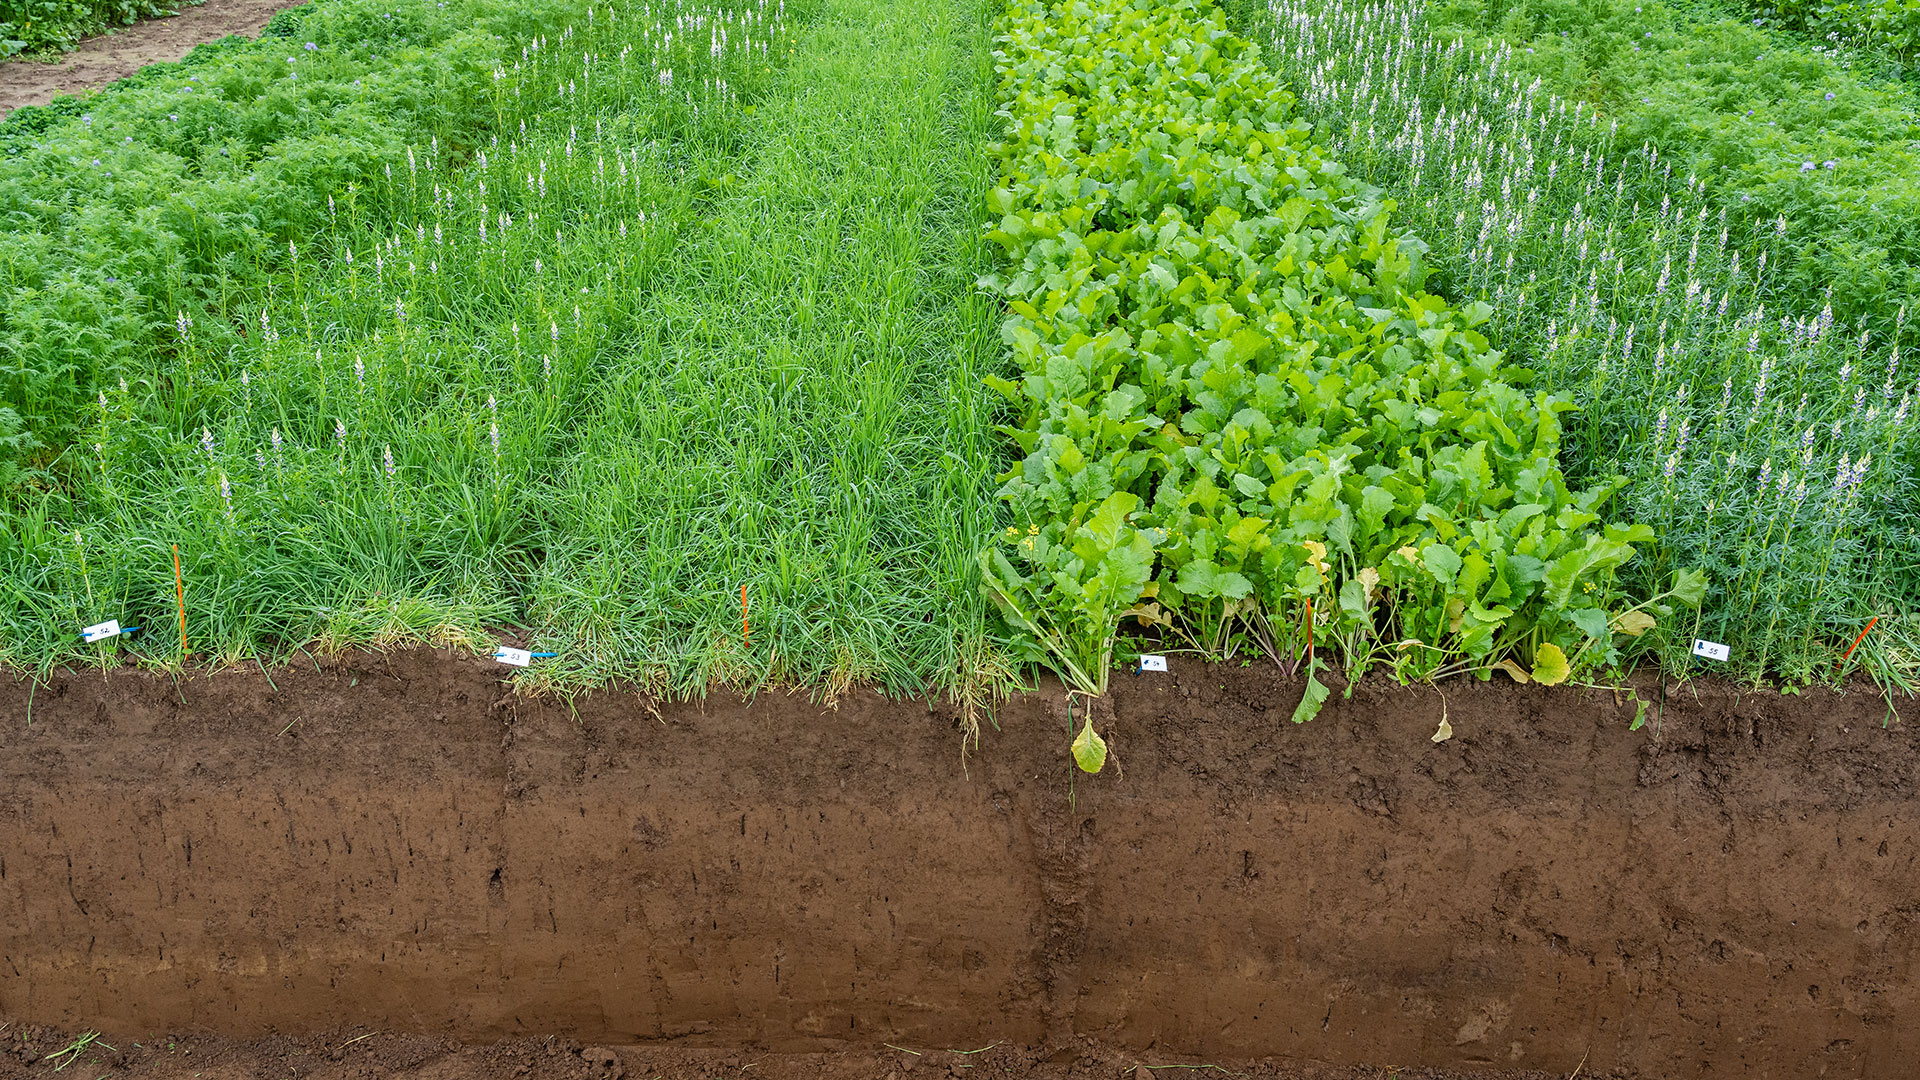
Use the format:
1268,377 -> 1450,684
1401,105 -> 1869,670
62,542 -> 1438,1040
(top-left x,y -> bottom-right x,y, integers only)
1824,92 -> 1835,100
1801,162 -> 1816,172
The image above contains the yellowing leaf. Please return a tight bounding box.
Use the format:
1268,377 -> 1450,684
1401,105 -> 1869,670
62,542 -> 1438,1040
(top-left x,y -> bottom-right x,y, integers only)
1432,717 -> 1453,743
1612,610 -> 1657,637
1531,642 -> 1570,686
1491,658 -> 1530,684
1125,602 -> 1172,629
1071,716 -> 1107,774
1357,566 -> 1380,605
1302,539 -> 1330,575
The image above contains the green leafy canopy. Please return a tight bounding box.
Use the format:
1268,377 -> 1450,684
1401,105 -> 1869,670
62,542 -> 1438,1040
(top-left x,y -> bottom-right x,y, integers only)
979,0 -> 1686,718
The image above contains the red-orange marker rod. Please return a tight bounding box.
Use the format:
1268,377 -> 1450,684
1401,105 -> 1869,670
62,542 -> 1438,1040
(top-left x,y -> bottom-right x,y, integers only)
1837,615 -> 1880,674
173,543 -> 187,659
1304,596 -> 1315,668
741,584 -> 750,648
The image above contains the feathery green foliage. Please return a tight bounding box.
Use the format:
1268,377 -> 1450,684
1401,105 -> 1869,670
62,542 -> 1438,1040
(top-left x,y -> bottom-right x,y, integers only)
1,0 -> 621,482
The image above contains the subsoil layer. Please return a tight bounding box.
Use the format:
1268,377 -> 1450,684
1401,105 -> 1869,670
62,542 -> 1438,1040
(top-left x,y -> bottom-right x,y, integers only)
0,0 -> 310,118
0,652 -> 1914,1080
0,1025 -> 1573,1080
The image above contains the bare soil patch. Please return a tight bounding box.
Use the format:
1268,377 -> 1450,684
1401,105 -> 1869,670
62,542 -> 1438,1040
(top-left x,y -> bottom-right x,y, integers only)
0,652 -> 1913,1079
0,0 -> 309,118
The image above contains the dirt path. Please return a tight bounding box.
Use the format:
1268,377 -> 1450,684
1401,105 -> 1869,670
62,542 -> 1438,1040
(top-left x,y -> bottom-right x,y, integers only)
0,0 -> 309,118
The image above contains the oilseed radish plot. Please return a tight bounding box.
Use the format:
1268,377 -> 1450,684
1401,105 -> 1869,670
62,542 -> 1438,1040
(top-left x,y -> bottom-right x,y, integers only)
979,0 -> 1710,735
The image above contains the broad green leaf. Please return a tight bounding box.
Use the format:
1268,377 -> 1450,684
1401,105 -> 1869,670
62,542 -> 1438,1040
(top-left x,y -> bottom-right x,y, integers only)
1543,535 -> 1637,608
1567,606 -> 1611,641
984,373 -> 1022,401
1224,514 -> 1270,553
1338,577 -> 1370,620
1504,553 -> 1546,590
1290,667 -> 1331,723
1083,490 -> 1141,548
1421,542 -> 1462,585
1177,559 -> 1221,597
1497,503 -> 1547,534
1358,485 -> 1396,534
1670,568 -> 1708,608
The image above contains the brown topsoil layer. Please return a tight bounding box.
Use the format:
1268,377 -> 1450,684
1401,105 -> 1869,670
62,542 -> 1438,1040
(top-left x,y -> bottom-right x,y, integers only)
0,652 -> 1915,1080
0,0 -> 310,119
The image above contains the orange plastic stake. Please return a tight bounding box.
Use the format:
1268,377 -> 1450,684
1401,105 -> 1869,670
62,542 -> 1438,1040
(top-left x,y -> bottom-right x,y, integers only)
1837,615 -> 1880,674
1304,597 -> 1314,668
173,543 -> 187,660
741,584 -> 750,649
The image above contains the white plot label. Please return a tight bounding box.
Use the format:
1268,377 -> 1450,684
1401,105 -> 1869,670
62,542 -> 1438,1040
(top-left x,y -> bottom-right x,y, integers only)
493,647 -> 533,667
1691,639 -> 1731,662
81,620 -> 123,643
1138,654 -> 1169,672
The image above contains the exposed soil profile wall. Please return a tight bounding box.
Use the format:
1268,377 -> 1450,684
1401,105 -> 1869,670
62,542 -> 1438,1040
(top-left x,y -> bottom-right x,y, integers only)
0,652 -> 1914,1079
